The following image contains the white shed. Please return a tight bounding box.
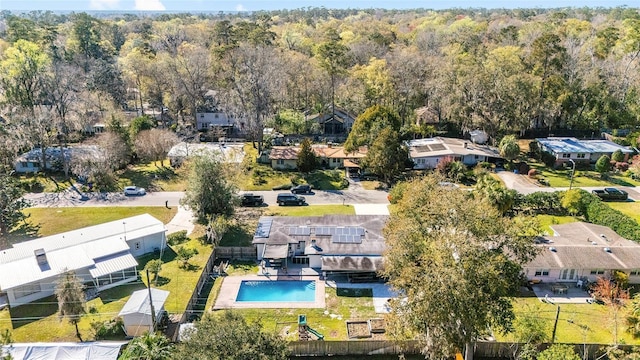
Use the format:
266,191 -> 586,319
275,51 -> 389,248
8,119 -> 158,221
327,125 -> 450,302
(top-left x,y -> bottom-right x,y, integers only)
118,288 -> 170,337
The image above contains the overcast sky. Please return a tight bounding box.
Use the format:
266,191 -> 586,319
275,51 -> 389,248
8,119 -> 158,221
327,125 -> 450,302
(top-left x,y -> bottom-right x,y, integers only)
2,0 -> 639,12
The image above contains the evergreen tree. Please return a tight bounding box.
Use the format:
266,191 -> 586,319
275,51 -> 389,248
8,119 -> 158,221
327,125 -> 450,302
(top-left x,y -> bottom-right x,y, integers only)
296,138 -> 317,173
55,270 -> 86,342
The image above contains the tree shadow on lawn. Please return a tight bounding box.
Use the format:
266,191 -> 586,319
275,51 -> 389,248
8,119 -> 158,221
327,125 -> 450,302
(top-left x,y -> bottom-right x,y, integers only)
136,248 -> 178,269
336,288 -> 373,297
7,221 -> 41,245
99,283 -> 147,305
9,295 -> 58,329
219,223 -> 254,247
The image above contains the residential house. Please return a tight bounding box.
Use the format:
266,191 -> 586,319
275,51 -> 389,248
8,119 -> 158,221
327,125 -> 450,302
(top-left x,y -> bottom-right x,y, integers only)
0,214 -> 166,308
167,142 -> 244,167
14,146 -> 103,174
252,215 -> 387,277
307,108 -> 356,135
268,145 -> 367,171
525,222 -> 640,284
536,137 -> 632,166
196,111 -> 239,135
2,342 -> 126,360
407,137 -> 502,170
414,106 -> 441,126
119,288 -> 170,337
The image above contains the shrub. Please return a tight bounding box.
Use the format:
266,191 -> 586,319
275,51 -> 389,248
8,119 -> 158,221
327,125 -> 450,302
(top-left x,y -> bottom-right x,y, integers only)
514,191 -> 565,215
541,151 -> 556,168
91,318 -> 125,340
167,230 -> 188,246
615,162 -> 629,172
595,155 -> 612,174
612,149 -> 625,162
527,169 -> 538,178
477,161 -> 492,169
388,181 -> 408,204
528,141 -> 541,159
272,183 -> 292,190
517,162 -> 529,175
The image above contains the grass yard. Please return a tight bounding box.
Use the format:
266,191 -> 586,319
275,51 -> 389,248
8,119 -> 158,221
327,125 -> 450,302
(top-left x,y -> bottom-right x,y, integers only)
265,205 -> 355,216
0,237 -> 212,342
536,214 -> 579,235
529,163 -> 640,188
607,202 -> 640,224
117,160 -> 188,192
21,207 -> 177,237
17,172 -> 72,193
500,297 -> 640,345
236,285 -> 379,341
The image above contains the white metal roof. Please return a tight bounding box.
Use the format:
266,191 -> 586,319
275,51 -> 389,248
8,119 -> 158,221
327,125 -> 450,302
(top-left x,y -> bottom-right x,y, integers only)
89,252 -> 138,278
119,288 -> 170,316
2,341 -> 127,360
0,214 -> 163,290
536,137 -> 633,155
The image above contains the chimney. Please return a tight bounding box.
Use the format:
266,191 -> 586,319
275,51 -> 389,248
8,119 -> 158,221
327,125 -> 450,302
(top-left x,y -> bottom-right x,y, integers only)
463,142 -> 468,149
34,248 -> 48,265
327,142 -> 333,148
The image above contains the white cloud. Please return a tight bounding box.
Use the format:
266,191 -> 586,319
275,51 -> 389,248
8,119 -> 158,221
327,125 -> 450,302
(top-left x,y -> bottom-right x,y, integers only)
89,0 -> 121,10
235,3 -> 246,11
134,0 -> 166,11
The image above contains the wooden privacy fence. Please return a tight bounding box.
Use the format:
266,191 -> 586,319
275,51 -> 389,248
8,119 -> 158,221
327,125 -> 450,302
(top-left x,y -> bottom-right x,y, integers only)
288,341 -> 640,358
214,246 -> 256,260
288,340 -> 421,356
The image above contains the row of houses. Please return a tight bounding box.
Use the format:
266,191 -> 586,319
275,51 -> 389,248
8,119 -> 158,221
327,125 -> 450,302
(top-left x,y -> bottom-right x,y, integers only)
254,215 -> 640,285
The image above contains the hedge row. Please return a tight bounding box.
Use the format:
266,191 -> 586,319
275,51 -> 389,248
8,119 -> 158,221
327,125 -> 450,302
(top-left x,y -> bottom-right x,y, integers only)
585,198 -> 640,242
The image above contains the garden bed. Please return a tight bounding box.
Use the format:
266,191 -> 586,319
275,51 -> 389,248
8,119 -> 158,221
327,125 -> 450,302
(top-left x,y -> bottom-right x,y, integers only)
368,318 -> 386,333
346,320 -> 371,339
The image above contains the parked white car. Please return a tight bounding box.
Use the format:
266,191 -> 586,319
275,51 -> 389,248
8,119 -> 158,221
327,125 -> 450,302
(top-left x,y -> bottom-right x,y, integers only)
123,186 -> 146,196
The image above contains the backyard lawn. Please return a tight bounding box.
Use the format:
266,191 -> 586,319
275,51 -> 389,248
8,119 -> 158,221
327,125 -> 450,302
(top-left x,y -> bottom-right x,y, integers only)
500,297 -> 640,345
117,160 -> 189,192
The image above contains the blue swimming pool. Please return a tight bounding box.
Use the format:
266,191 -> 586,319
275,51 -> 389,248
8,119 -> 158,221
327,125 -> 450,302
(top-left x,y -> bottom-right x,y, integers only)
236,280 -> 316,302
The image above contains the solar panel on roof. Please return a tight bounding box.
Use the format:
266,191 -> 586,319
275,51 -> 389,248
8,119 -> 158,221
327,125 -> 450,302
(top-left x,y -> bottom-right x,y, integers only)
415,145 -> 432,153
332,234 -> 363,244
288,227 -> 311,236
255,218 -> 273,238
429,143 -> 446,151
315,226 -> 333,235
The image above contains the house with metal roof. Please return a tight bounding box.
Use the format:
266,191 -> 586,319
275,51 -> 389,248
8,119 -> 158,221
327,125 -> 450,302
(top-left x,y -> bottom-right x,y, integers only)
536,137 -> 632,166
407,137 -> 502,170
13,146 -> 103,174
0,214 -> 166,308
252,215 -> 387,277
525,222 -> 640,285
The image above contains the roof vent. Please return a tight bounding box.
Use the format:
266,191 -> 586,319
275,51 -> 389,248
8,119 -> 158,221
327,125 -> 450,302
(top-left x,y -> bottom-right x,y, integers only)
591,241 -> 597,245
549,247 -> 557,252
604,247 -> 612,253
34,248 -> 48,265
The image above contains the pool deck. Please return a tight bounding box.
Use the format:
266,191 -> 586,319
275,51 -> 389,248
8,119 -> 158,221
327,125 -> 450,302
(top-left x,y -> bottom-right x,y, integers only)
213,275 -> 326,310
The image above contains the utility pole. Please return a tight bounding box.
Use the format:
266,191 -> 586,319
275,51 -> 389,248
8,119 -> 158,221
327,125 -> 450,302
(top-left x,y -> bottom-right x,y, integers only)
569,159 -> 576,190
146,269 -> 157,331
551,305 -> 560,343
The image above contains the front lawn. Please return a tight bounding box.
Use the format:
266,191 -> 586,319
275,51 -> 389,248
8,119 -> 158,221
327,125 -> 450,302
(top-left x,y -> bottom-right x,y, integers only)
117,160 -> 188,192
265,205 -> 355,216
529,163 -> 640,188
536,214 -> 579,235
21,207 -> 177,237
607,202 -> 640,224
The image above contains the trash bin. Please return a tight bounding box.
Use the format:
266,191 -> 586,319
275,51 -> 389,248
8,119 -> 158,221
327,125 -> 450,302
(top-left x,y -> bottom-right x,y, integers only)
513,169 -> 519,174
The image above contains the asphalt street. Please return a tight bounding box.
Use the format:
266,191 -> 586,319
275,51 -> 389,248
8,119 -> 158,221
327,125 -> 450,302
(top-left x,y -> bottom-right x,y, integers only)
23,188 -> 390,208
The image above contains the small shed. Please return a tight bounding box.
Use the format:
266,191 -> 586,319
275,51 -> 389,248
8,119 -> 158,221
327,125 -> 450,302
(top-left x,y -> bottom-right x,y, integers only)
118,288 -> 170,337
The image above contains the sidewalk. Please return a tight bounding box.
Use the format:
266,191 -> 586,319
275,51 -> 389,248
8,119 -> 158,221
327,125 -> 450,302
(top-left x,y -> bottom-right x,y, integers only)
165,206 -> 196,235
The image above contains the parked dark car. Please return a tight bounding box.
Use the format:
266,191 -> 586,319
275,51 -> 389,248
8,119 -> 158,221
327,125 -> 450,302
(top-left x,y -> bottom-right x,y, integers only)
241,193 -> 264,206
277,193 -> 306,206
291,184 -> 312,194
592,188 -> 628,201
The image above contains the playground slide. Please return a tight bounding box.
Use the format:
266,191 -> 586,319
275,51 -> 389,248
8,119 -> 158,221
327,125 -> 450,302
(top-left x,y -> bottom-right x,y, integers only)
305,326 -> 325,340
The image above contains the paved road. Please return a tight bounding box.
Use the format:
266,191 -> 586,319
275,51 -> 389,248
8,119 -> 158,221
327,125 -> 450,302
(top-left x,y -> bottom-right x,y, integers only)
495,171 -> 640,201
23,188 -> 390,208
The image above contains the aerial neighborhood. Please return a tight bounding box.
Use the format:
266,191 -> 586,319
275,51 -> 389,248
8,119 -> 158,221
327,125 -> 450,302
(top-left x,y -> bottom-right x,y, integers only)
2,4 -> 640,360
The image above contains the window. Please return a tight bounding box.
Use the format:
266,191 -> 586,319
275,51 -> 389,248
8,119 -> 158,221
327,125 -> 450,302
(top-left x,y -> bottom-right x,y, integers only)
590,269 -> 605,275
534,269 -> 549,276
562,153 -> 571,158
296,241 -> 305,251
215,114 -> 219,118
577,153 -> 586,159
277,159 -> 284,165
631,270 -> 640,276
14,283 -> 41,299
475,155 -> 480,159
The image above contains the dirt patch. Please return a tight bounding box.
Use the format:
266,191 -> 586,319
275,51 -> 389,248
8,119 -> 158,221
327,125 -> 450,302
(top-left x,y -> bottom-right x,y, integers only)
347,321 -> 371,339
368,318 -> 386,333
